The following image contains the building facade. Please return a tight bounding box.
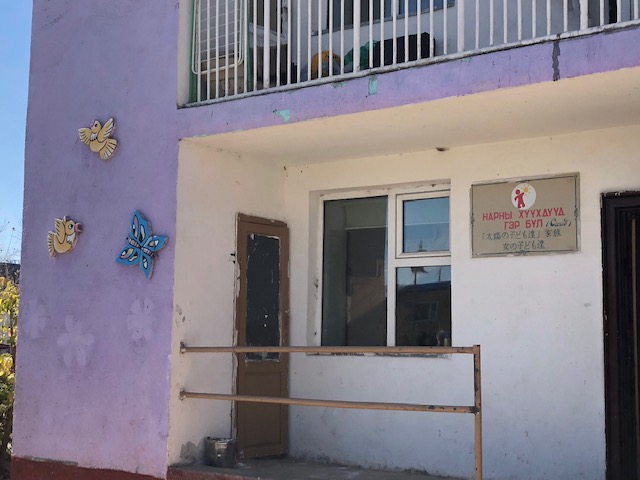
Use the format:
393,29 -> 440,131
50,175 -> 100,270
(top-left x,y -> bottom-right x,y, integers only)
13,1 -> 640,479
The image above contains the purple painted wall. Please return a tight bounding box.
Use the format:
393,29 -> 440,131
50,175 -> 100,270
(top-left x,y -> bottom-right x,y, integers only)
15,2 -> 179,478
15,0 -> 640,477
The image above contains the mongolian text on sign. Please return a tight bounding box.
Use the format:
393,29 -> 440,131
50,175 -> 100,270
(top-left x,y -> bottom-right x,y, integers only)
471,174 -> 579,256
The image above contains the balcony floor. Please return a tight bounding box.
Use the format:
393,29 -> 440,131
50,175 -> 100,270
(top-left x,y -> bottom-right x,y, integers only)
168,457 -> 461,480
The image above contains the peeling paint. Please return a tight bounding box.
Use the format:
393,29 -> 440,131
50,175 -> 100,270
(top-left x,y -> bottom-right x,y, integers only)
274,109 -> 291,123
368,77 -> 378,96
552,40 -> 561,81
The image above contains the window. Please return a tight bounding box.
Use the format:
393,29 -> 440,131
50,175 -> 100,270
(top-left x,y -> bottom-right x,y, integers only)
330,0 -> 453,29
321,187 -> 451,347
195,0 -> 244,59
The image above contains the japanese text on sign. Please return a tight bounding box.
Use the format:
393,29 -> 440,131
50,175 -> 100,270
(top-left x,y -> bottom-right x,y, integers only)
471,174 -> 579,256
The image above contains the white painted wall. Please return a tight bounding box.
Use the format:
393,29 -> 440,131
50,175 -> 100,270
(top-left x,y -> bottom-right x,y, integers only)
282,126 -> 640,479
169,140 -> 285,464
171,123 -> 640,479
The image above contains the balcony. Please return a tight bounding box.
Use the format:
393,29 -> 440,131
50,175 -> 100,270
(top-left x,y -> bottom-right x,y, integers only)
189,0 -> 640,104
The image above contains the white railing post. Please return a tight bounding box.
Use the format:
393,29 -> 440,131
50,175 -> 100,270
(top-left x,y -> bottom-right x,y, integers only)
457,0 -> 465,53
244,0 -> 249,93
264,0 -> 271,89
369,0 -> 374,67
404,0 -> 409,62
317,0 -> 322,78
475,0 -> 479,49
354,0 -> 361,71
307,0 -> 312,80
489,0 -> 494,46
253,0 -> 258,90
214,0 -> 219,98
517,0 -> 522,41
295,0 -> 300,83
532,0 -> 537,38
196,0 -> 203,101
329,0 -> 334,75
503,0 -> 508,44
277,0 -> 283,86
580,0 -> 588,29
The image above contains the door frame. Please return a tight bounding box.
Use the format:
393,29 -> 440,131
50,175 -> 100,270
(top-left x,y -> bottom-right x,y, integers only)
602,192 -> 640,480
234,213 -> 289,458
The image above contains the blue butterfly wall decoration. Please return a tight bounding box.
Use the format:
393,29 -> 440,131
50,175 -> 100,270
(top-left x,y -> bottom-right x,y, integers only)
115,210 -> 168,279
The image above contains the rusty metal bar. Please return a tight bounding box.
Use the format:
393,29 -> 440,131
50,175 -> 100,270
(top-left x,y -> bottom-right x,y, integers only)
474,345 -> 482,480
180,343 -> 482,479
179,391 -> 475,414
180,343 -> 475,355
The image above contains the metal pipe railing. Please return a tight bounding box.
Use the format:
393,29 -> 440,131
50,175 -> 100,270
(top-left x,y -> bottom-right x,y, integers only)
180,343 -> 483,480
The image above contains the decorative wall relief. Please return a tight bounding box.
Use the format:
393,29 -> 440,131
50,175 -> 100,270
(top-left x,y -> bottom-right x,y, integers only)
127,298 -> 155,342
23,300 -> 48,340
56,316 -> 95,368
47,216 -> 83,256
78,117 -> 118,160
115,210 -> 168,279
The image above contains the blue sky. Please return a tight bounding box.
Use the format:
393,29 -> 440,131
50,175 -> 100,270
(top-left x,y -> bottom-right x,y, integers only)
0,3 -> 32,262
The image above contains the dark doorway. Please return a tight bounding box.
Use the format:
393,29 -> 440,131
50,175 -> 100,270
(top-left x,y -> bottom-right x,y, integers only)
602,193 -> 640,480
235,214 -> 289,459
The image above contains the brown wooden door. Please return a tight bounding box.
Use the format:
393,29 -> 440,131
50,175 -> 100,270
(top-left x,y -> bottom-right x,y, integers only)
602,193 -> 640,480
235,214 -> 289,458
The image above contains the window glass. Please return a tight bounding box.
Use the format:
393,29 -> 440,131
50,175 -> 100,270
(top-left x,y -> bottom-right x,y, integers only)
403,197 -> 449,253
332,0 -> 384,28
400,0 -> 450,15
322,197 -> 388,346
246,234 -> 280,360
396,266 -> 451,346
333,0 -> 454,26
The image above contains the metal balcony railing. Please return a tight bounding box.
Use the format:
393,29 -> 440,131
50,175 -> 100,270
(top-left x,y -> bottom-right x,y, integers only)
191,0 -> 640,103
179,343 -> 483,479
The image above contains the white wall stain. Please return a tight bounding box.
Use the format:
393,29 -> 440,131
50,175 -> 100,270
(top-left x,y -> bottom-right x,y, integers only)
127,298 -> 156,342
56,316 -> 95,368
22,300 -> 48,340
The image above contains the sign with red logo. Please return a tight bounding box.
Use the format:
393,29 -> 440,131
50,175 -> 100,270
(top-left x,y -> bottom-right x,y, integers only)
471,174 -> 579,256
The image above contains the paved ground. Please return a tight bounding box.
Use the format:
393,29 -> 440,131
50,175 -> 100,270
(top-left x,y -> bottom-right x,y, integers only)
169,457 -> 461,480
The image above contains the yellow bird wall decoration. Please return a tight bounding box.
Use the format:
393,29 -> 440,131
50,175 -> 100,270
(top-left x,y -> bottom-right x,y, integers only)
47,216 -> 83,257
78,117 -> 118,160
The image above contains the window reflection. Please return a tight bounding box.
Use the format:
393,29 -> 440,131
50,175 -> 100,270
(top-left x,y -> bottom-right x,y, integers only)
403,197 -> 450,253
396,266 -> 451,346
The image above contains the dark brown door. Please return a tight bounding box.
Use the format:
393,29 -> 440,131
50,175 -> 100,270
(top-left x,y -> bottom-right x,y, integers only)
235,214 -> 289,458
603,193 -> 640,480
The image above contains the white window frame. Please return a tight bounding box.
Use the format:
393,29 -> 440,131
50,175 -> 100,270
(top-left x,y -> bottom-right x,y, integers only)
316,183 -> 450,347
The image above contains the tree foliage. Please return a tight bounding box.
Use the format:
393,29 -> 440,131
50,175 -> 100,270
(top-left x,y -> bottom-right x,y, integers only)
0,277 -> 17,478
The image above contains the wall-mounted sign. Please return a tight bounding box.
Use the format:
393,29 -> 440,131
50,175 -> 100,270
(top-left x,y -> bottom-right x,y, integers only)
471,174 -> 579,257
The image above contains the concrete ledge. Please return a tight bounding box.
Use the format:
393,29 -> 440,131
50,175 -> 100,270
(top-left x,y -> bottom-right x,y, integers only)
11,456 -> 162,480
168,458 -> 456,480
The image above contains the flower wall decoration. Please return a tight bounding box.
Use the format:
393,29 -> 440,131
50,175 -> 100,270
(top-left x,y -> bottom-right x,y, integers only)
56,316 -> 95,368
127,297 -> 155,342
22,300 -> 48,340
